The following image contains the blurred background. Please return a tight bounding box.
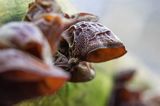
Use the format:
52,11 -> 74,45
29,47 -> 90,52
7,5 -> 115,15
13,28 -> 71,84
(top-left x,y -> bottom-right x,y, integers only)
70,0 -> 160,86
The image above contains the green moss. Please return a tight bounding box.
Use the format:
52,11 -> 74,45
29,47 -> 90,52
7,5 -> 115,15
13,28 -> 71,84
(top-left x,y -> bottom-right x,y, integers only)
0,0 -> 33,25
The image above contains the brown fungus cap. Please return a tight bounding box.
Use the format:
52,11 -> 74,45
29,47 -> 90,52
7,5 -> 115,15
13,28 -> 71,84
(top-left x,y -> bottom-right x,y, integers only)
0,22 -> 53,65
0,49 -> 69,82
34,14 -> 65,54
25,0 -> 62,21
0,49 -> 69,103
0,22 -> 70,104
33,13 -> 98,55
69,61 -> 95,82
62,21 -> 127,63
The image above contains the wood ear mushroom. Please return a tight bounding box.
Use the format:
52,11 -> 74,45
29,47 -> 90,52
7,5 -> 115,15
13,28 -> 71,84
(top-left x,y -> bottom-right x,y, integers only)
54,52 -> 95,82
0,22 -> 53,65
108,69 -> 145,106
69,61 -> 95,82
0,22 -> 69,105
62,21 -> 127,62
25,0 -> 62,21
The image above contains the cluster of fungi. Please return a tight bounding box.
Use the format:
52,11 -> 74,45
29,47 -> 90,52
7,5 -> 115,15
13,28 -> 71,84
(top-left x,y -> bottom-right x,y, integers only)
108,69 -> 160,106
0,0 -> 127,106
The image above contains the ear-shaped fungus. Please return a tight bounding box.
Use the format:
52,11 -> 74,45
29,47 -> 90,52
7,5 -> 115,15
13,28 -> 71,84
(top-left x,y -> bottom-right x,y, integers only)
0,50 -> 69,106
62,21 -> 127,63
54,54 -> 95,82
114,69 -> 136,83
69,61 -> 95,82
24,0 -> 100,56
34,14 -> 67,54
25,0 -> 62,21
0,22 -> 53,65
0,22 -> 69,105
0,49 -> 69,82
34,13 -> 98,55
107,69 -> 145,106
54,52 -> 95,82
24,0 -> 65,55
